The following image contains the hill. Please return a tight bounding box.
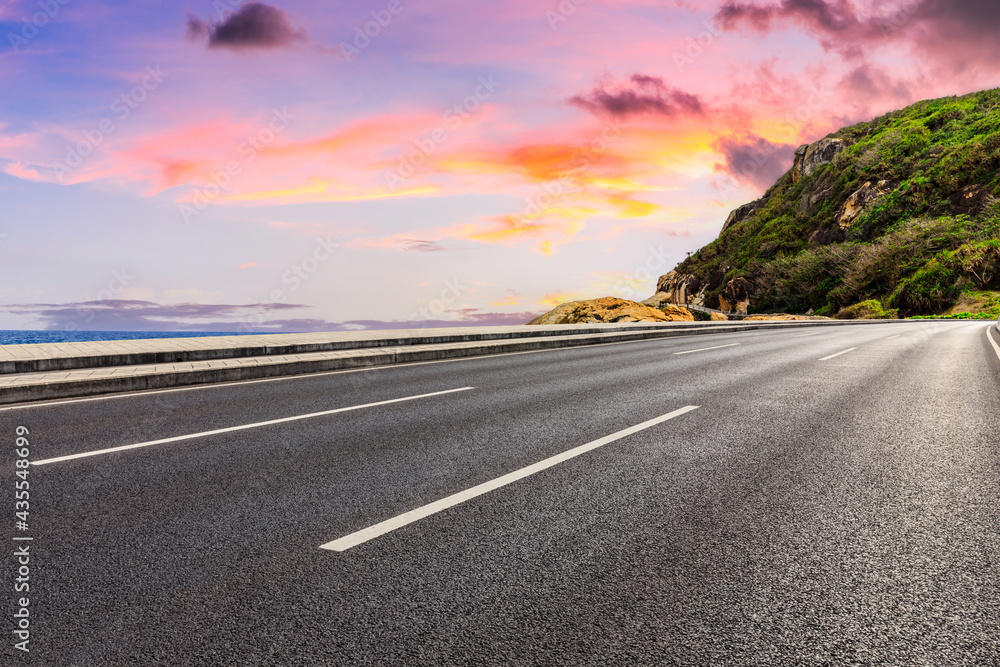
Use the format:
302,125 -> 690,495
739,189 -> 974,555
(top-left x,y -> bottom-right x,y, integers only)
662,88 -> 1000,319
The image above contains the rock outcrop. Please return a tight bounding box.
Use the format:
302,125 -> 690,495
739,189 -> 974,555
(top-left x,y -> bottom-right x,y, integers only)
838,180 -> 893,229
640,292 -> 672,309
807,179 -> 893,246
949,184 -> 992,216
528,297 -> 693,325
808,183 -> 835,209
718,278 -> 752,315
791,138 -> 845,183
645,271 -> 706,307
808,226 -> 847,246
720,198 -> 766,233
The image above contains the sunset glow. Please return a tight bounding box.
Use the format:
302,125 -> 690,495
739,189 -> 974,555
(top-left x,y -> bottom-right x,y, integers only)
3,0 -> 999,330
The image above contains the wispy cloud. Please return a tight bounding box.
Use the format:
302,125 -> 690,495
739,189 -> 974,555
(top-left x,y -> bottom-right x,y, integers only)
0,300 -> 542,332
398,239 -> 447,252
0,299 -> 311,331
344,311 -> 541,329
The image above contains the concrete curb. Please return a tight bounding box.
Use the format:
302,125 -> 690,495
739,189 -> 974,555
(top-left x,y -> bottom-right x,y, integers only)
0,320 -> 910,406
0,319 -> 906,375
0,322 -> 714,374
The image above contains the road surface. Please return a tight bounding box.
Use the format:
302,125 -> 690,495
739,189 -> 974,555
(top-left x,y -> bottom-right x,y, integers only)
5,321 -> 1000,665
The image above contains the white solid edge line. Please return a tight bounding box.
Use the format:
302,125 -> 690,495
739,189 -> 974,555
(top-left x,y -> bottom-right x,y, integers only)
32,387 -> 475,466
673,343 -> 740,355
794,332 -> 827,337
819,347 -> 857,361
320,405 -> 700,552
987,325 -> 1000,362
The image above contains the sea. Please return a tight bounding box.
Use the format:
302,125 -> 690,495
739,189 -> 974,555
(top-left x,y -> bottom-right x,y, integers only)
0,331 -> 264,346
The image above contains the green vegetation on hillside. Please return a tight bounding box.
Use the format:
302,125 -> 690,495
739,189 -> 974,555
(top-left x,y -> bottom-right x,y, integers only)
675,88 -> 1000,318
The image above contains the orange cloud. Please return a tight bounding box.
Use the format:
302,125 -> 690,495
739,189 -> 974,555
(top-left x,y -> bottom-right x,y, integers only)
323,115 -> 723,256
539,290 -> 588,307
128,106 -> 717,222
218,181 -> 437,205
265,113 -> 442,159
423,119 -> 718,251
6,100 -> 726,249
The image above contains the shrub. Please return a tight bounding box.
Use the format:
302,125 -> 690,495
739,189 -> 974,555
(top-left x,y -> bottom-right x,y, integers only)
836,300 -> 899,320
889,257 -> 964,315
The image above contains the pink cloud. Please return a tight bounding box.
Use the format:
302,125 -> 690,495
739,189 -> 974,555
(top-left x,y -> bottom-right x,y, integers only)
1,161 -> 44,181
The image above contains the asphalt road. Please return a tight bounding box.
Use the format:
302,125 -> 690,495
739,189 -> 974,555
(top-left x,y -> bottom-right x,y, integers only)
4,321 -> 1000,666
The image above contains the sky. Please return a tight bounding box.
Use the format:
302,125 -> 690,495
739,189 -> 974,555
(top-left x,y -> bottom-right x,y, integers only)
1,0 -> 999,332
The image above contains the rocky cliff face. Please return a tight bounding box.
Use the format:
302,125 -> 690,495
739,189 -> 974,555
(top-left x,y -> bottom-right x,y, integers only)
720,199 -> 766,234
718,277 -> 752,315
644,271 -> 706,307
716,138 -> 846,240
839,180 -> 894,227
791,138 -> 845,184
528,297 -> 693,325
644,270 -> 751,315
